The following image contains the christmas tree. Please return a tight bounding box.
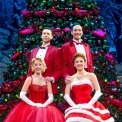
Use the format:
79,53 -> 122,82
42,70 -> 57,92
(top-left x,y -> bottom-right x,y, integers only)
0,0 -> 122,121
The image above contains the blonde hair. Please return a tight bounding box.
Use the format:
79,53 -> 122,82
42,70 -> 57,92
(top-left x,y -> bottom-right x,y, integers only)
73,53 -> 86,63
31,57 -> 47,73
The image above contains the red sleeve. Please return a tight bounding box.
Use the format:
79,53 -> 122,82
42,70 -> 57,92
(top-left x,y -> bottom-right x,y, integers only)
51,48 -> 61,82
27,50 -> 33,76
61,44 -> 69,80
85,44 -> 94,72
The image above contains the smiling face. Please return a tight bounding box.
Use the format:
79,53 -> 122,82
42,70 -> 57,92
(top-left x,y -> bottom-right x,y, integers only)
71,25 -> 83,41
31,58 -> 47,74
74,57 -> 86,71
41,29 -> 53,44
73,53 -> 86,71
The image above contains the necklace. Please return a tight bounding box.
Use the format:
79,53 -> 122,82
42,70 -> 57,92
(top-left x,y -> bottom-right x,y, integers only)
37,76 -> 43,81
76,72 -> 87,80
34,74 -> 43,81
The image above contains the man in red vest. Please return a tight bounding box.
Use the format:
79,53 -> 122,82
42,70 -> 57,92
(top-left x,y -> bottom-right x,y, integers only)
61,23 -> 93,84
28,27 -> 61,94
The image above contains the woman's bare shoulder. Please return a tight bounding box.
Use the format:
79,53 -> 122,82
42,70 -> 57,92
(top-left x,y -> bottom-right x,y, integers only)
86,72 -> 95,76
71,74 -> 76,78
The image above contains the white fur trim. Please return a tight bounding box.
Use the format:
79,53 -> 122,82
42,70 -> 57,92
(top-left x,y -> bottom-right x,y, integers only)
65,105 -> 110,115
65,109 -> 115,122
66,117 -> 94,122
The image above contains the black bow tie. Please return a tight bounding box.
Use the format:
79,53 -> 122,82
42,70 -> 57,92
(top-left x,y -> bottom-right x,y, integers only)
40,46 -> 46,49
73,41 -> 82,45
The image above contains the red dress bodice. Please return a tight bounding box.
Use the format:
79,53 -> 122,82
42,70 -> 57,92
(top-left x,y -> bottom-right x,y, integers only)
29,84 -> 47,103
72,84 -> 93,104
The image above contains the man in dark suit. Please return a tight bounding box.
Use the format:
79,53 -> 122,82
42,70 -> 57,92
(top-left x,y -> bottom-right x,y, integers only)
28,27 -> 61,94
61,23 -> 93,83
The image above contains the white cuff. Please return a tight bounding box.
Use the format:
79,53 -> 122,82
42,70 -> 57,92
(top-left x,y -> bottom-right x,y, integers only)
42,94 -> 53,107
64,94 -> 76,107
51,77 -> 55,83
20,91 -> 36,106
88,91 -> 102,105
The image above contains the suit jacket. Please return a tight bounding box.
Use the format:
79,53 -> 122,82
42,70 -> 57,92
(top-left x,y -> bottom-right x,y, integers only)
61,40 -> 93,80
27,45 -> 61,94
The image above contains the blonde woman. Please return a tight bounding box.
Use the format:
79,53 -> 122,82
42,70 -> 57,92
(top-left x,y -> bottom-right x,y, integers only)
4,57 -> 65,122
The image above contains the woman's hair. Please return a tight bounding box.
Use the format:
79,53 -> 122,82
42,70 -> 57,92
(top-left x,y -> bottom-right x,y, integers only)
73,53 -> 86,63
31,57 -> 47,73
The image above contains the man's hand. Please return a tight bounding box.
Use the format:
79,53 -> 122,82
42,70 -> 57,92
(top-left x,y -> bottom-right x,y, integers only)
65,75 -> 71,84
45,76 -> 54,83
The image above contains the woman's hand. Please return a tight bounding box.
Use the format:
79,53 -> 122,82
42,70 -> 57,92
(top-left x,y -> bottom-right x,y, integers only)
35,103 -> 43,107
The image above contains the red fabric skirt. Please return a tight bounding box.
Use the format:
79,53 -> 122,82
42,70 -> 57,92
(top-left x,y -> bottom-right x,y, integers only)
4,102 -> 65,122
65,101 -> 114,122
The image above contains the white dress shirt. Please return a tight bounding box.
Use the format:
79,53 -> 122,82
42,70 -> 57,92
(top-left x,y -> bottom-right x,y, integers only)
36,43 -> 50,60
73,39 -> 87,68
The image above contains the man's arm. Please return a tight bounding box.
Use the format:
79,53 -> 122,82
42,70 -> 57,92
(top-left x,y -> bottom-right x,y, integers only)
51,48 -> 62,82
27,50 -> 33,76
61,45 -> 69,80
85,44 -> 94,72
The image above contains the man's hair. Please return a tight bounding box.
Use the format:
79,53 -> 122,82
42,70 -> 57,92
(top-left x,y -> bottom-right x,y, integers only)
42,27 -> 52,33
71,22 -> 81,30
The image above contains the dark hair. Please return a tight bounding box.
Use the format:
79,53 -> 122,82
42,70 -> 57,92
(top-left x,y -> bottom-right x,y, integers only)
73,53 -> 86,63
42,27 -> 52,33
71,23 -> 81,30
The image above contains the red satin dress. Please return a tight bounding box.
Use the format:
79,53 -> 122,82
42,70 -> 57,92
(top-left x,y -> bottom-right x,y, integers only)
4,80 -> 65,122
65,79 -> 115,122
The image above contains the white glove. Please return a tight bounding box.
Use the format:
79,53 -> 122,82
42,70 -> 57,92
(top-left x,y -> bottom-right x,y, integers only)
88,91 -> 102,105
64,94 -> 77,107
35,103 -> 43,107
20,91 -> 36,106
42,94 -> 53,107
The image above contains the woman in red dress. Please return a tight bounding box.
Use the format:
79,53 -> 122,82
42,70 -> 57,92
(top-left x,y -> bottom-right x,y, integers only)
4,57 -> 65,122
64,53 -> 115,122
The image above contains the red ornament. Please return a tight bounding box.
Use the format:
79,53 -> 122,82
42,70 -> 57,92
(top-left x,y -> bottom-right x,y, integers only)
92,29 -> 106,39
83,37 -> 88,42
19,75 -> 26,82
105,53 -> 116,64
19,26 -> 36,35
51,9 -> 66,18
73,10 -> 87,17
12,80 -> 21,88
53,28 -> 62,36
11,52 -> 20,61
110,99 -> 122,109
0,105 -> 8,115
63,27 -> 71,33
34,10 -> 46,17
34,22 -> 41,33
22,9 -> 32,18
